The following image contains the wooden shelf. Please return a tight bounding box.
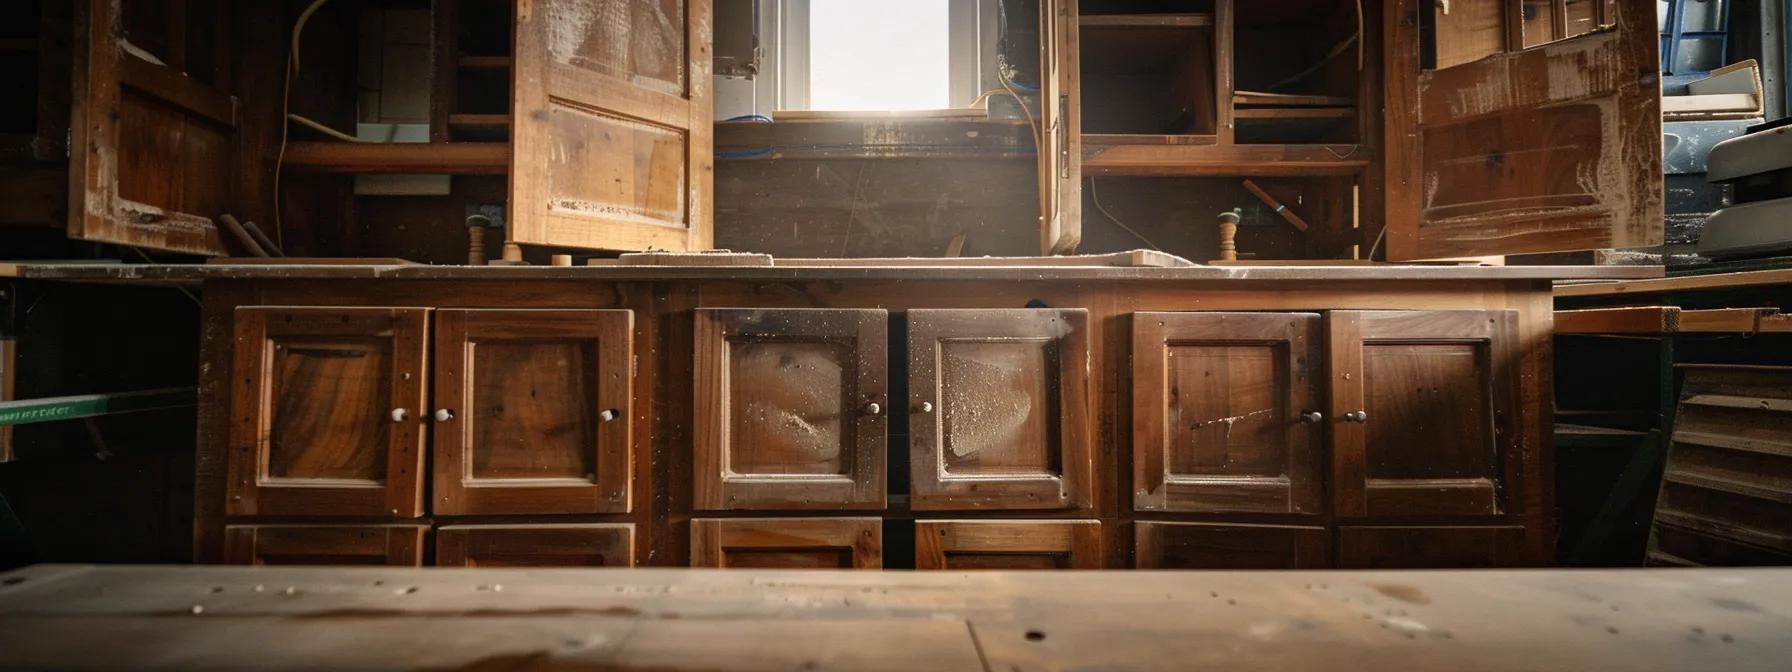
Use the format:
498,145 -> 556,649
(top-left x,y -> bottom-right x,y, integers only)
448,114 -> 510,127
1081,143 -> 1371,177
1233,107 -> 1354,120
1083,134 -> 1218,147
1079,13 -> 1213,28
281,142 -> 509,175
457,55 -> 512,69
1233,91 -> 1354,107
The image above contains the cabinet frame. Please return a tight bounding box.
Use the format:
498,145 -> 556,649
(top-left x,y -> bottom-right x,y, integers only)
226,306 -> 430,518
915,520 -> 1102,570
223,524 -> 427,566
432,309 -> 634,515
436,523 -> 635,567
690,517 -> 882,569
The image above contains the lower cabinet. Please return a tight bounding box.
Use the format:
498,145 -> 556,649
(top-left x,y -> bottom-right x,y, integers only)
436,524 -> 635,567
1335,525 -> 1529,568
915,520 -> 1102,570
691,518 -> 883,569
224,524 -> 427,566
1134,522 -> 1328,569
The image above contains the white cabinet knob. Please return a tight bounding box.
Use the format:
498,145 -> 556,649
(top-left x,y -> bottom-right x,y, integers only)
389,408 -> 407,423
434,408 -> 455,422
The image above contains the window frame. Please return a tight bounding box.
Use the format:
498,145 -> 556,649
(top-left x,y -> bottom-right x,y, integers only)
771,0 -> 997,112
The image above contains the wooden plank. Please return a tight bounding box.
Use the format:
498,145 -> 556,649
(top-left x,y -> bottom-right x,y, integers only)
1233,91 -> 1355,107
3,565 -> 1792,670
1555,269 -> 1792,299
773,250 -> 1195,268
771,109 -> 987,121
280,142 -> 509,174
1554,306 -> 1678,333
1042,0 -> 1083,254
1078,13 -> 1214,28
690,518 -> 882,569
1082,143 -> 1371,176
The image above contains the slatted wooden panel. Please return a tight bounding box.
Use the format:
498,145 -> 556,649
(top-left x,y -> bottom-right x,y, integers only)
1648,365 -> 1792,566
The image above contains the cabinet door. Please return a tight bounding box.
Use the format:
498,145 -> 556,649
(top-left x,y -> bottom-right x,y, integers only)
508,0 -> 712,252
909,309 -> 1091,511
690,518 -> 881,569
1329,311 -> 1521,518
1133,313 -> 1324,514
1382,0 -> 1659,259
433,309 -> 633,515
915,520 -> 1101,570
224,525 -> 426,566
227,307 -> 429,517
1336,525 -> 1528,568
694,309 -> 887,511
437,524 -> 634,567
1135,522 -> 1329,569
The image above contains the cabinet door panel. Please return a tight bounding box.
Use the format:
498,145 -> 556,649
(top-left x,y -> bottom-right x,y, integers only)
1133,313 -> 1323,514
434,310 -> 633,515
1330,311 -> 1520,518
1336,525 -> 1528,568
437,524 -> 634,567
915,520 -> 1101,570
910,309 -> 1091,511
224,525 -> 426,566
694,309 -> 887,511
227,307 -> 429,517
1135,522 -> 1329,569
690,518 -> 881,569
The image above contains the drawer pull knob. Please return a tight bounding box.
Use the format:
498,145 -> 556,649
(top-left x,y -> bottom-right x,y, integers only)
599,409 -> 619,423
435,408 -> 456,422
919,401 -> 934,414
389,408 -> 408,423
863,402 -> 882,416
1344,410 -> 1368,423
1298,410 -> 1323,424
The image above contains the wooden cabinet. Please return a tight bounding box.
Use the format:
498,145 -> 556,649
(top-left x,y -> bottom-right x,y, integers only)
226,307 -> 430,517
1135,522 -> 1328,569
1132,312 -> 1323,513
224,525 -> 427,566
691,518 -> 882,569
1329,310 -> 1521,518
436,524 -> 634,567
915,520 -> 1102,570
1336,525 -> 1528,568
693,309 -> 888,511
432,310 -> 634,515
908,309 -> 1092,511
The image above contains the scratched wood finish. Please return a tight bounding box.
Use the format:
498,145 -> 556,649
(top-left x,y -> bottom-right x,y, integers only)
507,0 -> 713,252
1132,312 -> 1323,514
693,309 -> 888,511
226,307 -> 429,518
1382,0 -> 1661,260
433,309 -> 634,516
1134,521 -> 1329,569
223,524 -> 427,566
916,520 -> 1102,570
690,518 -> 882,569
908,309 -> 1093,512
69,0 -> 235,255
1328,310 -> 1521,519
436,524 -> 635,567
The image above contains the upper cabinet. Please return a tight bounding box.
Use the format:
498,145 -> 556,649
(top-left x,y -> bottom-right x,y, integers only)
909,309 -> 1093,511
70,0 -> 238,255
1382,0 -> 1661,260
508,0 -> 714,252
693,309 -> 888,511
1328,310 -> 1521,518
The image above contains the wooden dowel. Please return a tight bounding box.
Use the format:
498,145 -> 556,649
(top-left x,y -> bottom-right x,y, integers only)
217,214 -> 268,257
1241,179 -> 1309,231
240,220 -> 284,257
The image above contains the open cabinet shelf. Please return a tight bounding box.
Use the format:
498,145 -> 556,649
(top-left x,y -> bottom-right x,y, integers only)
281,142 -> 509,174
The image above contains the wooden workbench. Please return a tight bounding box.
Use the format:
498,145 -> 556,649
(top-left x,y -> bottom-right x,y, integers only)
0,564 -> 1786,670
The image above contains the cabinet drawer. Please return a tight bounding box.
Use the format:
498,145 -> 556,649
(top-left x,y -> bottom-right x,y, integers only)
691,518 -> 882,569
436,524 -> 634,567
916,520 -> 1102,570
432,309 -> 634,515
227,307 -> 430,518
1335,525 -> 1529,568
224,524 -> 426,566
694,309 -> 888,511
909,309 -> 1092,511
1134,521 -> 1328,569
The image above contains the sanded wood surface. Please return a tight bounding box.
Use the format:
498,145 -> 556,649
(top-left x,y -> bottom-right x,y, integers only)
1555,269 -> 1792,298
1555,307 -> 1792,334
1,564 -> 1788,670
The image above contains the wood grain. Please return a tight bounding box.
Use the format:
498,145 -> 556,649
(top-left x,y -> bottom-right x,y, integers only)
437,524 -> 635,567
222,524 -> 426,566
915,520 -> 1101,570
691,518 -> 881,569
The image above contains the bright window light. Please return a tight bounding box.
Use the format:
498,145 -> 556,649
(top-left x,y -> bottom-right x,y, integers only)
808,1 -> 951,110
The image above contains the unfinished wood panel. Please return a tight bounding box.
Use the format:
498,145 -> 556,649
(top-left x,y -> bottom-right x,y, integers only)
1041,0 -> 1083,253
1132,312 -> 1323,514
908,310 -> 1091,511
693,309 -> 887,511
1134,521 -> 1328,569
690,518 -> 881,569
1336,525 -> 1528,568
433,310 -> 633,515
1648,366 -> 1792,563
915,520 -> 1101,570
69,0 -> 235,255
508,0 -> 713,252
223,524 -> 426,566
436,524 -> 635,567
1329,311 -> 1520,518
226,307 -> 428,517
1384,0 -> 1660,260
1434,0 -> 1508,69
